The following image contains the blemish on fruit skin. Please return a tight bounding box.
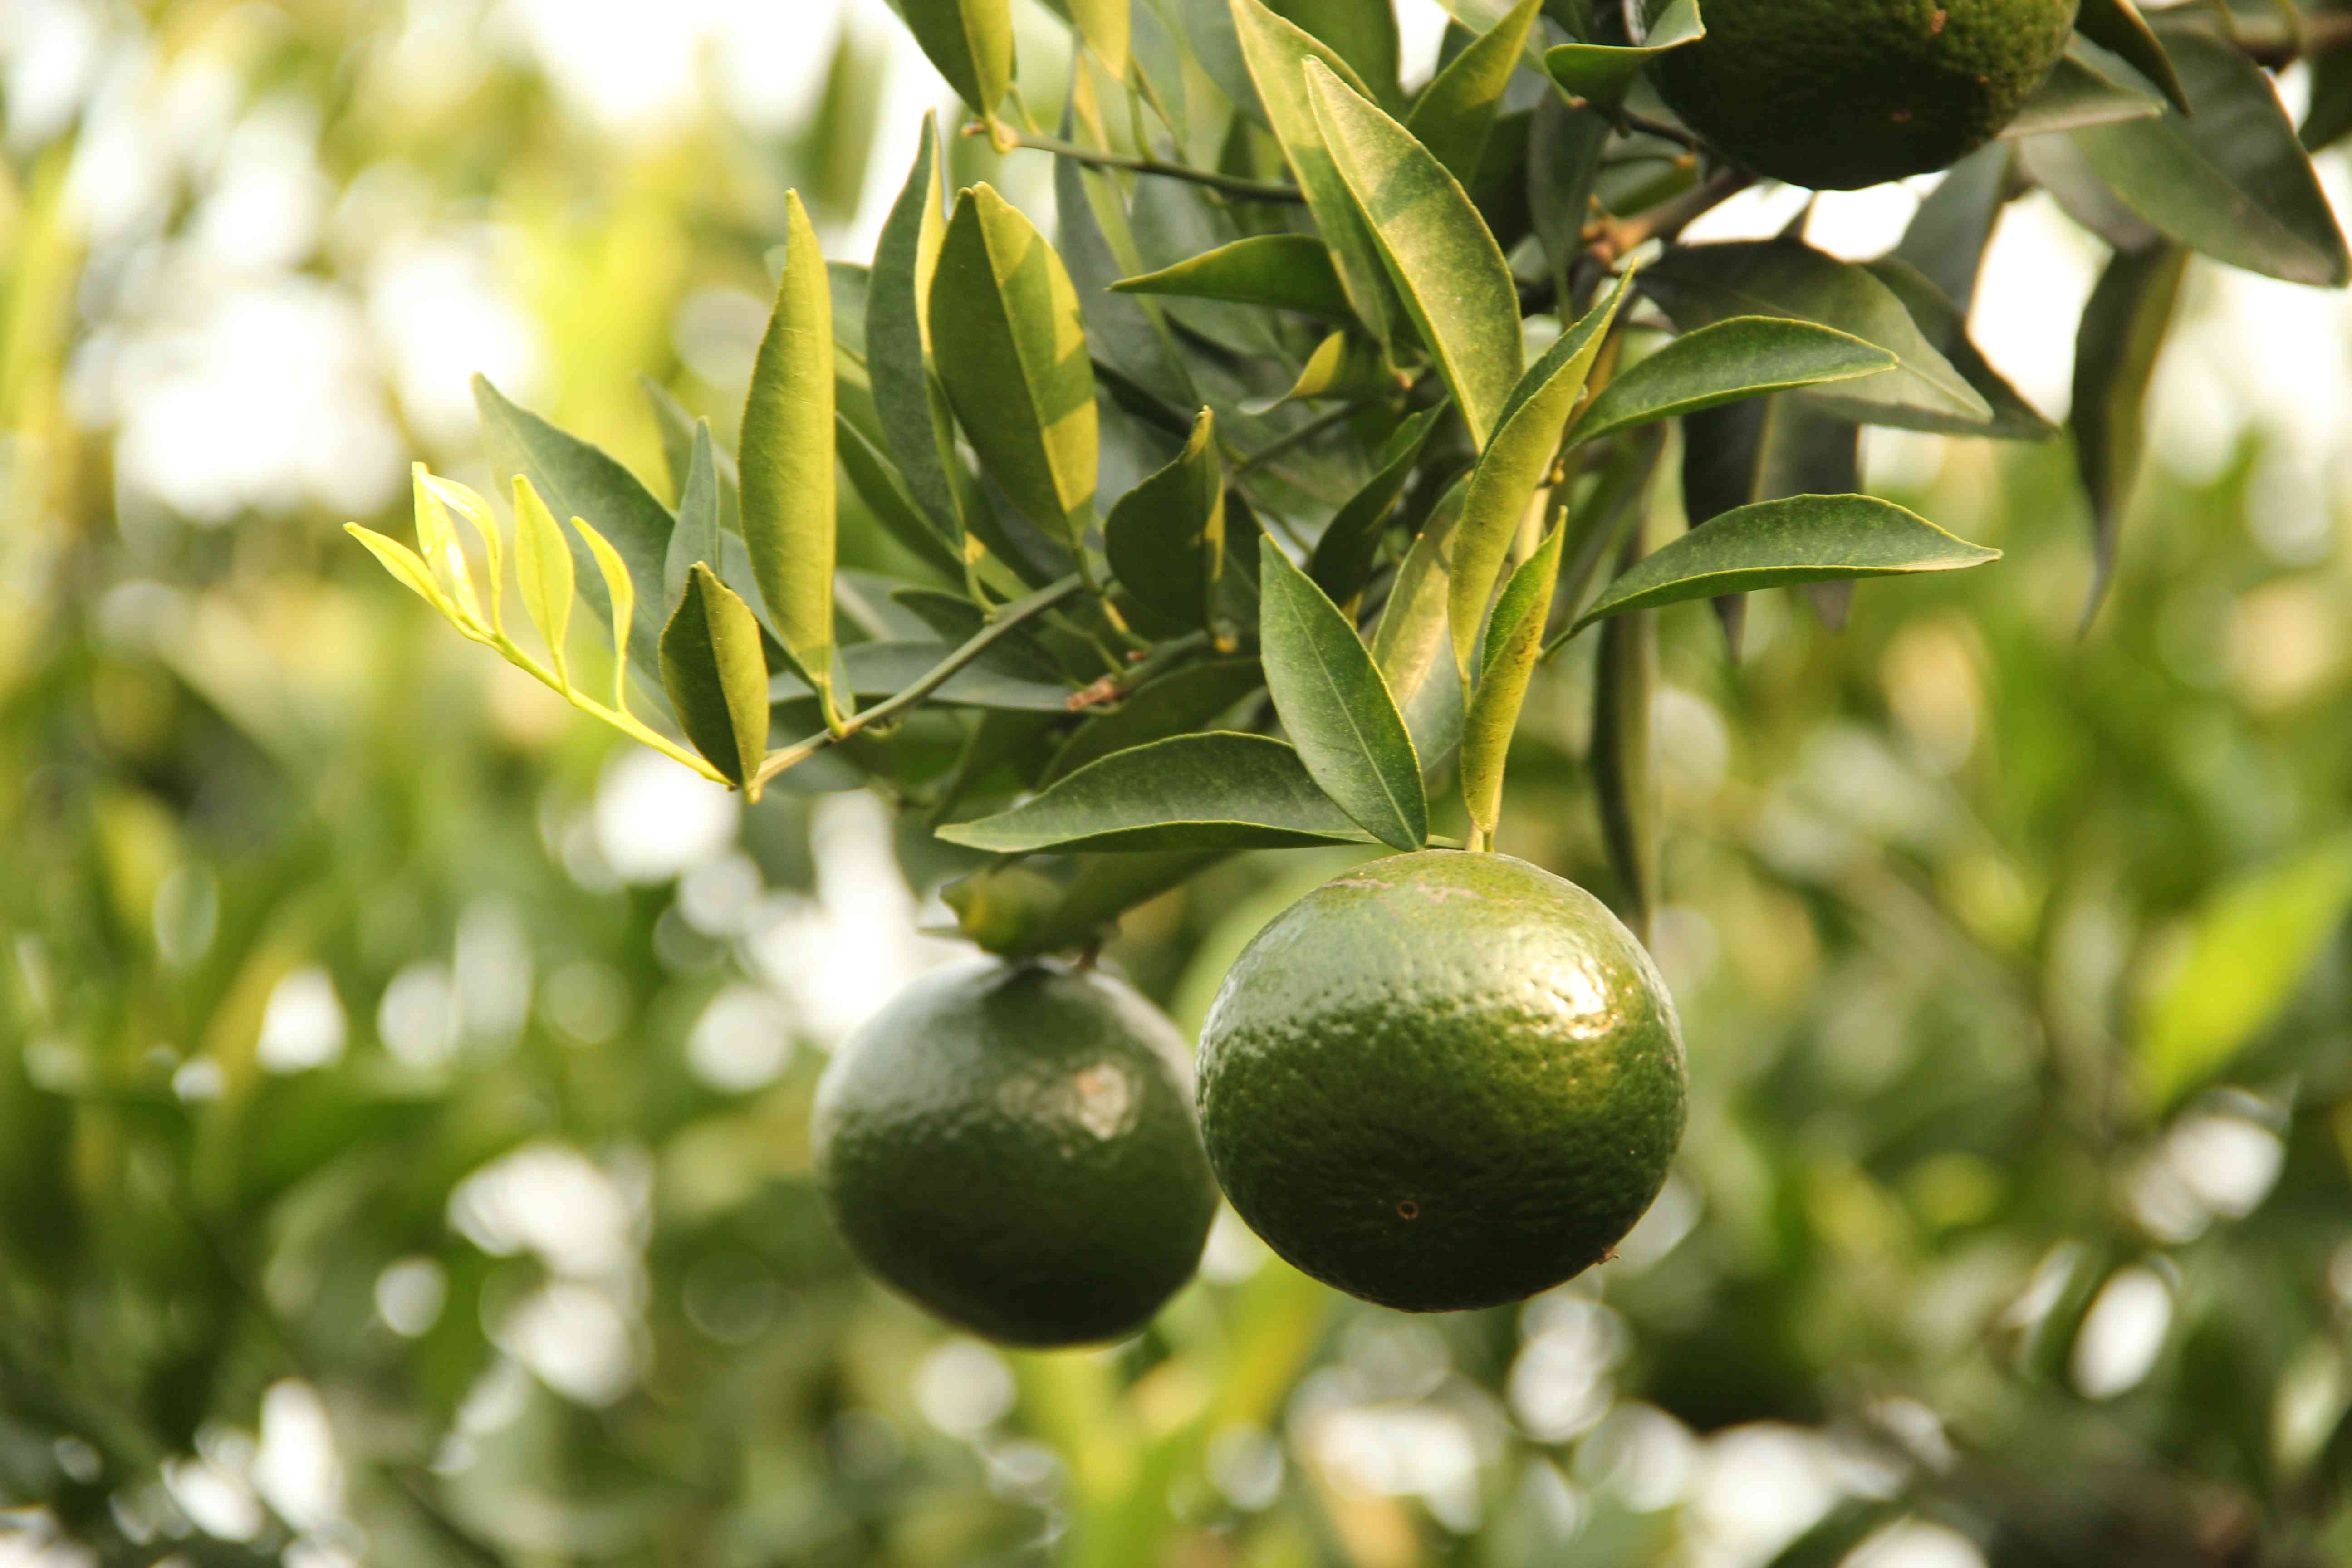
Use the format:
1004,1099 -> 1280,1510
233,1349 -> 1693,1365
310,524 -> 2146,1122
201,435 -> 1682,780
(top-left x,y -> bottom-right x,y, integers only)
1396,1199 -> 1420,1220
1891,109 -> 1912,125
1930,9 -> 1948,35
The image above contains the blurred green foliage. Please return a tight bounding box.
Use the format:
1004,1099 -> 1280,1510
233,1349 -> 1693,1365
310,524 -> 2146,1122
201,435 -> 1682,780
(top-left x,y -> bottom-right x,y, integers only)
6,3 -> 2352,1566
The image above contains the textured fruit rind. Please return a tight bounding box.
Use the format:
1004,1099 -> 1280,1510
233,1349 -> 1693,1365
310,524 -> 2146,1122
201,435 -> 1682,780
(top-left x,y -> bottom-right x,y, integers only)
813,959 -> 1219,1346
1198,850 -> 1686,1312
1646,0 -> 2079,190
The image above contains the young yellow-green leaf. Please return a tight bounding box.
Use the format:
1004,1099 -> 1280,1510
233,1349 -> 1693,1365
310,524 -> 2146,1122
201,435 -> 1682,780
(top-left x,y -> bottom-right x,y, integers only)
1229,0 -> 1405,352
1039,658 -> 1267,786
1405,0 -> 1541,184
869,113 -> 966,549
1543,0 -> 1703,109
1246,330 -> 1391,414
421,471 -> 503,632
1572,494 -> 1999,633
345,524 -> 454,617
1308,405 -> 1445,603
1109,234 -> 1355,322
1449,268 -> 1630,677
1460,522 -> 1562,842
2072,242 -> 2187,624
662,421 -> 723,612
2075,0 -> 2190,116
1044,0 -> 1129,78
1568,317 -> 1895,446
660,564 -> 770,792
1640,241 -> 1992,432
1105,407 -> 1225,635
571,514 -> 638,713
930,184 -> 1100,550
474,376 -> 671,679
742,191 -> 841,726
1371,474 -> 1467,707
1259,539 -> 1426,850
900,0 -> 1015,144
513,476 -> 576,689
2069,25 -> 2351,287
2137,831 -> 2352,1110
1307,57 -> 1523,449
937,731 -> 1378,853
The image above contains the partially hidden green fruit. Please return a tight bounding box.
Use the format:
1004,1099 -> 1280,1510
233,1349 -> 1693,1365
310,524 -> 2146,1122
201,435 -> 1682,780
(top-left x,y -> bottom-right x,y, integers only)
1197,851 -> 1686,1313
813,958 -> 1218,1346
1644,0 -> 2079,190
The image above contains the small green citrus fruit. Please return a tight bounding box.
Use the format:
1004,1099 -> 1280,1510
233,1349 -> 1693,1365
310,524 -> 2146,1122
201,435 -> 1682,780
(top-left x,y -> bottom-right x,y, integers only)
813,958 -> 1217,1346
1197,851 -> 1685,1313
1643,0 -> 2079,190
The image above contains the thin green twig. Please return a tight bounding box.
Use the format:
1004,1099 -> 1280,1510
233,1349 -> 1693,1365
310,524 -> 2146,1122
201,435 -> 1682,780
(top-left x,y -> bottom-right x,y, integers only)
984,128 -> 1307,204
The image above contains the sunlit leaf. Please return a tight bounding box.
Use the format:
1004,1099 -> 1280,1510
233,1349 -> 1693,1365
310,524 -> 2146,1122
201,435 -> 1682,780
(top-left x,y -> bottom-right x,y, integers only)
898,0 -> 1016,145
1258,539 -> 1426,849
344,524 -> 452,618
930,185 -> 1099,550
1308,57 -> 1523,449
742,190 -> 842,726
868,113 -> 967,549
2138,833 -> 2352,1109
1245,330 -> 1392,414
1260,0 -> 1401,109
937,731 -> 1376,852
1371,474 -> 1466,709
660,564 -> 770,791
571,514 -> 639,713
1450,269 -> 1629,676
1572,494 -> 1999,632
1460,523 -> 1561,843
1105,408 -> 1225,635
2072,242 -> 2188,624
514,476 -> 577,688
1568,317 -> 1893,446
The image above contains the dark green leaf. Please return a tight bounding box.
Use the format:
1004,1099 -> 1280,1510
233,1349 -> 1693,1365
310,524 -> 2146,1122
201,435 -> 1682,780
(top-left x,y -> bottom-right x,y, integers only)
1105,408 -> 1226,635
660,564 -> 770,790
834,415 -> 969,581
1460,524 -> 1562,841
1888,142 -> 2011,314
1261,0 -> 1401,109
1308,406 -> 1446,603
1405,0 -> 1541,183
2075,0 -> 2190,116
1569,317 -> 1893,446
1574,493 -> 1997,632
1258,539 -> 1426,849
869,113 -> 968,547
475,375 -> 671,683
945,850 -> 1228,955
1999,48 -> 2163,140
1542,0 -> 1702,108
2071,242 -> 2188,624
1041,658 -> 1267,785
1642,240 -> 1993,432
1862,258 -> 2058,441
2304,50 -> 2352,153
1451,269 -> 1629,676
1230,0 -> 1407,351
1528,89 -> 1610,314
825,641 -> 1074,710
936,731 -> 1377,852
1592,532 -> 1656,941
1306,58 -> 1524,448
2068,24 -> 2351,287
1109,234 -> 1355,322
1054,123 -> 1200,422
742,191 -> 842,723
930,185 -> 1101,547
1677,396 -> 1858,652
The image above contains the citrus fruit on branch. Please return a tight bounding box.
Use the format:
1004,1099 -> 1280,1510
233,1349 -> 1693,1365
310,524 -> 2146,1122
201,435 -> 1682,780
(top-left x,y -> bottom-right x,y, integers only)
1198,852 -> 1687,1313
1642,0 -> 2080,189
813,959 -> 1218,1346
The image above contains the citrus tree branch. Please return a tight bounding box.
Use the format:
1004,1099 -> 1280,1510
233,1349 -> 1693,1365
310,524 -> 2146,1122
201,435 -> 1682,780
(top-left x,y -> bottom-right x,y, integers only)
981,128 -> 1307,204
752,574 -> 1087,789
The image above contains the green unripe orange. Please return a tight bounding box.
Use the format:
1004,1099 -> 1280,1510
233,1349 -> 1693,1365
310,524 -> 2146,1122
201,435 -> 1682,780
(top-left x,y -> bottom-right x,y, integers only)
1197,851 -> 1686,1313
1643,0 -> 2079,190
812,959 -> 1217,1346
